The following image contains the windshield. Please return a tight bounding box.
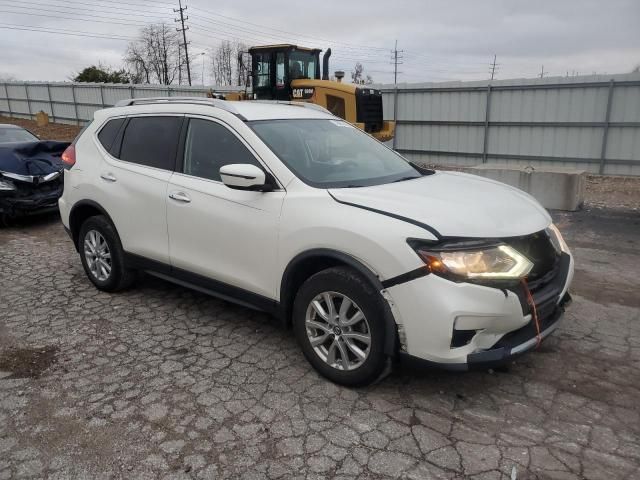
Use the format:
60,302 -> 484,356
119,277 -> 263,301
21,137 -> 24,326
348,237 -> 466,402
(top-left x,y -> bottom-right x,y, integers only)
249,119 -> 421,188
0,127 -> 38,143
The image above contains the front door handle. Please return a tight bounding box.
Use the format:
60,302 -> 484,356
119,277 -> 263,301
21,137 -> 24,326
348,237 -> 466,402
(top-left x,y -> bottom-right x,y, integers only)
169,191 -> 191,203
100,172 -> 117,182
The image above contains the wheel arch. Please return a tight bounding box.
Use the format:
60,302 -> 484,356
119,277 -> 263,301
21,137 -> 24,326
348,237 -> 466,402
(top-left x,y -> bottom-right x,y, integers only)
279,249 -> 398,356
68,200 -> 117,251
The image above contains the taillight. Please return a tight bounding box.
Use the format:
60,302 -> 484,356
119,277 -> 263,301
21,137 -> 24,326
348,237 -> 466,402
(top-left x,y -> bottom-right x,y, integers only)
61,145 -> 76,169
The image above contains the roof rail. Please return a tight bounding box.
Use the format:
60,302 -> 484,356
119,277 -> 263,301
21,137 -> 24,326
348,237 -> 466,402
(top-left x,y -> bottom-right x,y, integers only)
113,96 -> 243,117
252,100 -> 330,114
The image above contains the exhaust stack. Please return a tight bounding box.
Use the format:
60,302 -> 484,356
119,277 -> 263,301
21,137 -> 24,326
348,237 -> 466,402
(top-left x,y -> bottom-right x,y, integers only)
322,48 -> 332,80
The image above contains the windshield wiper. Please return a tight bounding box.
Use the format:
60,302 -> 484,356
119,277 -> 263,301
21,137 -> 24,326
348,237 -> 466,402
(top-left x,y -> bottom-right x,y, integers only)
392,176 -> 420,183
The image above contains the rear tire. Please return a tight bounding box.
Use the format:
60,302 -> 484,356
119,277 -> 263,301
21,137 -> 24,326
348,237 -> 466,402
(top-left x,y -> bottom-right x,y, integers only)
78,215 -> 136,292
293,266 -> 387,387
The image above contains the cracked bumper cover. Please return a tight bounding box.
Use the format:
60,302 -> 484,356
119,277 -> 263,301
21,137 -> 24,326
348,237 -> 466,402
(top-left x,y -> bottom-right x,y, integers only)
386,252 -> 574,369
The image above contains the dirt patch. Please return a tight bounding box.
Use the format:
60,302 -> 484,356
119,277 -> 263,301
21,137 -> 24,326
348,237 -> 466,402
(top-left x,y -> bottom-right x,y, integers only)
0,345 -> 58,378
586,175 -> 640,210
572,269 -> 640,308
0,115 -> 82,142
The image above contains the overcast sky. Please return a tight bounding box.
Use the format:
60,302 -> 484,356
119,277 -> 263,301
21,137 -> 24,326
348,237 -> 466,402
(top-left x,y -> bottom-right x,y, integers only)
0,0 -> 639,85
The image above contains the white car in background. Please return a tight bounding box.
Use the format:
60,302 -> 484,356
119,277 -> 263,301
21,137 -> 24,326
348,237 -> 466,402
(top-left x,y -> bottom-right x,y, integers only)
58,98 -> 573,386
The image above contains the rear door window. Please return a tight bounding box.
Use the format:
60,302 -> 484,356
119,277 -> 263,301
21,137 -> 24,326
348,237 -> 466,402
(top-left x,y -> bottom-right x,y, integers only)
97,118 -> 125,154
119,116 -> 183,170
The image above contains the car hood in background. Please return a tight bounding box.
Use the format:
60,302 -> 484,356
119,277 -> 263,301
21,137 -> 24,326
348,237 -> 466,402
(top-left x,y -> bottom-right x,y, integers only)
0,141 -> 69,181
329,171 -> 551,239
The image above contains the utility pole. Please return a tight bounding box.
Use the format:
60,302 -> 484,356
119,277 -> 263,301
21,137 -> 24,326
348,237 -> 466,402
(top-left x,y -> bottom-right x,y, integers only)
178,46 -> 182,85
392,40 -> 403,85
489,54 -> 499,80
539,65 -> 545,78
174,0 -> 192,86
200,52 -> 205,86
391,40 -> 403,150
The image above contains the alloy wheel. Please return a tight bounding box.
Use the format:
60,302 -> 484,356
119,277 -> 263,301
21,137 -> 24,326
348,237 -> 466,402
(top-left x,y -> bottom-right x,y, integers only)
83,229 -> 112,282
305,291 -> 371,371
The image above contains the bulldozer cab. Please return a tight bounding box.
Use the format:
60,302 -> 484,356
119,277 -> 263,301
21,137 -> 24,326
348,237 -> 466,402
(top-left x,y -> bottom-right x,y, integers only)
249,45 -> 321,100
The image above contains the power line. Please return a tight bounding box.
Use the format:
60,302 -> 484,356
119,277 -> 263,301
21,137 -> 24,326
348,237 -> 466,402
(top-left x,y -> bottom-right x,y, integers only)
0,9 -> 158,29
0,23 -> 134,40
187,11 -> 387,59
0,0 -> 171,17
0,4 -> 168,26
174,0 -> 191,86
188,5 -> 389,54
0,0 -> 171,21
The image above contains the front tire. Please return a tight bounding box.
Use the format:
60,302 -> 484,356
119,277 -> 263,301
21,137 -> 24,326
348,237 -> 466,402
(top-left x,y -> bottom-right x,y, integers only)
293,267 -> 388,386
78,215 -> 136,292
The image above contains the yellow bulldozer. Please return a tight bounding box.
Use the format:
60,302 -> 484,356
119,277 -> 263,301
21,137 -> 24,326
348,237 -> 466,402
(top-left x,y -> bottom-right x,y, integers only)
216,44 -> 395,142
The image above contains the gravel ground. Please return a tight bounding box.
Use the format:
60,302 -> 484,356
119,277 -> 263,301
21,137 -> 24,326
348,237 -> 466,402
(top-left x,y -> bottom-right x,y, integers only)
0,206 -> 639,479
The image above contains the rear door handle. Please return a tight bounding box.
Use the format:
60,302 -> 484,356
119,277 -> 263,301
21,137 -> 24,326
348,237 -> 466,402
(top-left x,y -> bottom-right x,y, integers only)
100,172 -> 117,182
169,191 -> 191,203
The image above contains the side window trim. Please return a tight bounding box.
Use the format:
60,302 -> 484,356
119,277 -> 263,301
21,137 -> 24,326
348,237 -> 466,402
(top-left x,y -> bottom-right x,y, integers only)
180,115 -> 284,190
110,117 -> 129,158
175,116 -> 189,173
93,116 -> 127,158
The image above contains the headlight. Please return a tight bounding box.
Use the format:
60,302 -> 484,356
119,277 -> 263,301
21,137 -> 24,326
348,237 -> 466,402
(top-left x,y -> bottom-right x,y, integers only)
413,244 -> 533,281
546,224 -> 570,254
0,179 -> 16,191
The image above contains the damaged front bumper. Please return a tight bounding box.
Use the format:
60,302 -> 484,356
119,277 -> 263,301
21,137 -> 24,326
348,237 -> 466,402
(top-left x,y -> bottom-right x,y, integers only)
0,171 -> 63,218
388,250 -> 574,370
0,139 -> 68,219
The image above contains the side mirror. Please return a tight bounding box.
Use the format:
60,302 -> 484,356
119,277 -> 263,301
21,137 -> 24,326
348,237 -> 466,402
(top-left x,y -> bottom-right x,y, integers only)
220,164 -> 269,191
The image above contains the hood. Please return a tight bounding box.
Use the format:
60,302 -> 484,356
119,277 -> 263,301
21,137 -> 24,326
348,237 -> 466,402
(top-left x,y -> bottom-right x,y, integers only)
0,141 -> 68,182
329,171 -> 551,239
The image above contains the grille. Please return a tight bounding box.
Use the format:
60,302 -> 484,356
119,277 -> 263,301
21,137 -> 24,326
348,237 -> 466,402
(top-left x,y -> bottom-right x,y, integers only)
14,177 -> 63,197
505,230 -> 561,287
501,230 -> 567,317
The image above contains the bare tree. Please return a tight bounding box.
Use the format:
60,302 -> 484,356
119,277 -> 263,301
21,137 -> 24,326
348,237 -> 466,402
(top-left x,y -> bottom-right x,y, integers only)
632,65 -> 640,73
351,62 -> 364,84
350,63 -> 374,84
210,41 -> 233,86
124,24 -> 182,85
209,41 -> 249,87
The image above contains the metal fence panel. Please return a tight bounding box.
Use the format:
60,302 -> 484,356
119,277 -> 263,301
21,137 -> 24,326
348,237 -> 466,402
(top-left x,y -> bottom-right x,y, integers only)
1,77 -> 639,175
379,73 -> 640,175
609,85 -> 640,122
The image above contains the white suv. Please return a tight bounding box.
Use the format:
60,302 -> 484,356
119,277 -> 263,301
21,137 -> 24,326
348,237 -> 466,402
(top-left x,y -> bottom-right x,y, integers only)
59,97 -> 573,386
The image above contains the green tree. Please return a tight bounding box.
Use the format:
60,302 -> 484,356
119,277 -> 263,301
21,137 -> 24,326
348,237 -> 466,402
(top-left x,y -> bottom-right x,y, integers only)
73,65 -> 131,83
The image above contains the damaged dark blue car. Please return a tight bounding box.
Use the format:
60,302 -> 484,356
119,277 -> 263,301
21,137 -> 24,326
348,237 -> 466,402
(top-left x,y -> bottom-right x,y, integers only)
0,124 -> 69,225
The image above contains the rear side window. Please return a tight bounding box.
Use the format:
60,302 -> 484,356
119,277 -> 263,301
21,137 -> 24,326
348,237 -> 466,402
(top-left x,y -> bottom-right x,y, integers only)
182,119 -> 261,181
119,116 -> 182,170
97,118 -> 125,154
